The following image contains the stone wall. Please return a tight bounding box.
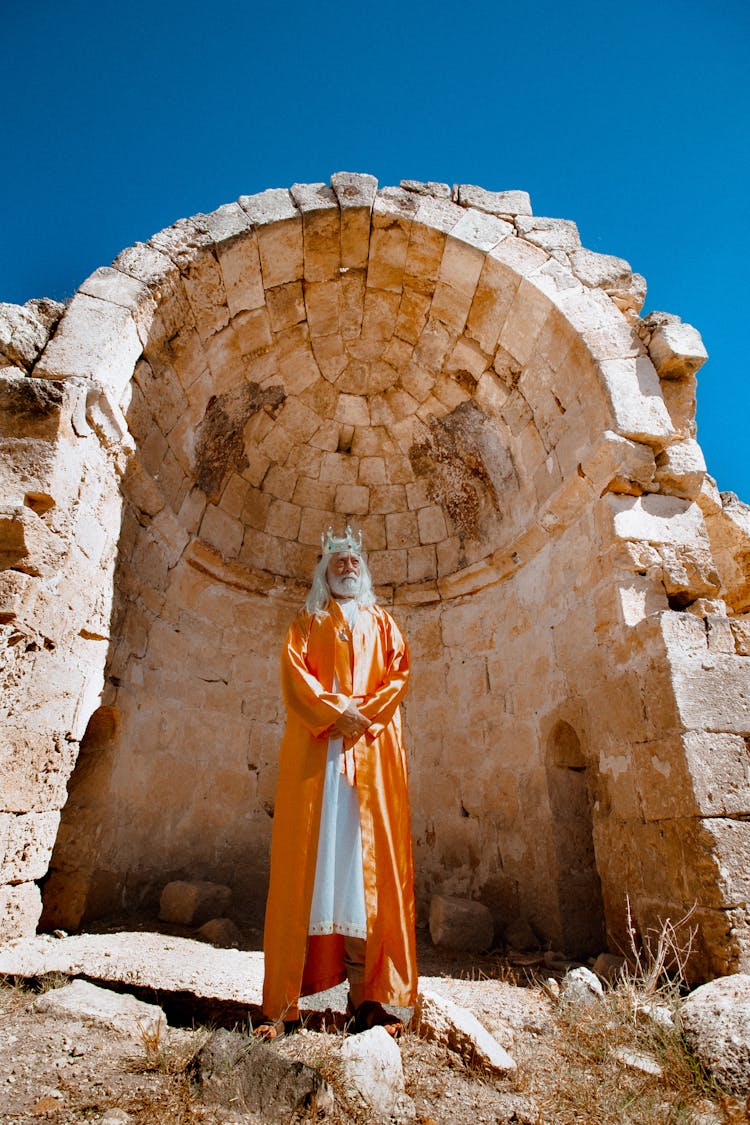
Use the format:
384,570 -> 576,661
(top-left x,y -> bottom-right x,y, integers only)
2,174 -> 750,979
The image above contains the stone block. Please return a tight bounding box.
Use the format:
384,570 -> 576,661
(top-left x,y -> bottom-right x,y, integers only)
683,731 -> 750,816
606,493 -> 711,549
649,321 -> 708,379
385,510 -> 419,549
429,894 -> 494,951
289,182 -> 340,282
239,189 -> 303,289
0,368 -> 64,440
0,810 -> 60,882
0,300 -> 63,370
670,654 -> 750,734
368,194 -> 414,293
654,438 -> 706,498
79,266 -> 157,336
598,356 -> 676,445
158,880 -> 232,926
456,184 -> 532,216
516,215 -> 581,254
331,171 -> 378,269
334,483 -> 369,515
400,180 -> 452,198
35,293 -> 142,400
0,881 -> 42,940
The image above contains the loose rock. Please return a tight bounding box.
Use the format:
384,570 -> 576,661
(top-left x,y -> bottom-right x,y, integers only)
414,986 -> 517,1074
429,895 -> 494,952
159,880 -> 232,926
190,1027 -> 333,1117
680,973 -> 750,1094
32,979 -> 165,1040
197,917 -> 242,948
339,1025 -> 415,1121
559,967 -> 604,1007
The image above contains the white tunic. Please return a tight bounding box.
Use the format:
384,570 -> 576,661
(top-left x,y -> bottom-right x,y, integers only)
307,600 -> 367,939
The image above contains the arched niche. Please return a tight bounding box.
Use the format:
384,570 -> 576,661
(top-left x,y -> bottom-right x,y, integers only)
12,174 -> 742,976
544,719 -> 605,958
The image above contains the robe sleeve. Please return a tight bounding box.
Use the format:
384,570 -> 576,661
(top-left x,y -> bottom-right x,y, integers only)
281,617 -> 349,738
356,611 -> 410,740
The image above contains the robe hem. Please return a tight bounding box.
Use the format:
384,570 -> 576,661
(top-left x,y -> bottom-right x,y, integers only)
308,921 -> 367,939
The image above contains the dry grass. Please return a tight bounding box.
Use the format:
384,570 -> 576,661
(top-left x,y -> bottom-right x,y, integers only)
527,903 -> 743,1124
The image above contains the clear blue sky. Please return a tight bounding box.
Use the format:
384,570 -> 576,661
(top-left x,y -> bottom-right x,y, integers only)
2,0 -> 748,499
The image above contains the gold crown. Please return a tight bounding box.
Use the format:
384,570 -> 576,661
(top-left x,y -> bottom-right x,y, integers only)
321,525 -> 363,555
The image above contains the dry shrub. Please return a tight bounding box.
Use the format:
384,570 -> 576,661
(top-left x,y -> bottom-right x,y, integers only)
536,901 -> 727,1125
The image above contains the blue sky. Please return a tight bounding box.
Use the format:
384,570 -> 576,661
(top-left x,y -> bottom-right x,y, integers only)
2,0 -> 748,498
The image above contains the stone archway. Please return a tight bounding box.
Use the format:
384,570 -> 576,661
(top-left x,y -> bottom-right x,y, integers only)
3,175 -> 750,978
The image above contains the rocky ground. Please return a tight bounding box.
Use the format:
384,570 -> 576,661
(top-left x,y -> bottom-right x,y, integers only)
0,927 -> 747,1124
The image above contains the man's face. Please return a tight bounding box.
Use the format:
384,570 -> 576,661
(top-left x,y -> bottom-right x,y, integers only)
327,551 -> 362,599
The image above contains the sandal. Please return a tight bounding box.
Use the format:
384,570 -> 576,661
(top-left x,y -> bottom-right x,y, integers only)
347,998 -> 404,1038
251,1015 -> 300,1040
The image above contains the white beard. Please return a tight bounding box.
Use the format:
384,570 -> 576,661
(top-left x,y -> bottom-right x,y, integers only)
328,572 -> 361,599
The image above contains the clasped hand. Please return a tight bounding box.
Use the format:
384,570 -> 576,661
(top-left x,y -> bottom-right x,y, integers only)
331,698 -> 370,739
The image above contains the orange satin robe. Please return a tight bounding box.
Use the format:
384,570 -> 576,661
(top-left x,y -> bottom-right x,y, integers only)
261,598 -> 417,1021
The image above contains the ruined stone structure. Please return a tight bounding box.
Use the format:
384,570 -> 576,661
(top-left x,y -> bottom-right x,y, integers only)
3,174 -> 750,979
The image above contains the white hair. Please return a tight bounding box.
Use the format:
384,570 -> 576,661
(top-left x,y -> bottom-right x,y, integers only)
305,552 -> 376,616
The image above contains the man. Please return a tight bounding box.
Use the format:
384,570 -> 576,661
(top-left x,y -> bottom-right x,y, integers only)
255,526 -> 417,1038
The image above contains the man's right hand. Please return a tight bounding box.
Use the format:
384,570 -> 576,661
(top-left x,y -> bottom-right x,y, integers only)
331,700 -> 370,739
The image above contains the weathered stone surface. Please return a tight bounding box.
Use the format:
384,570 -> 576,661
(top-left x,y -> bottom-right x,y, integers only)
515,215 -> 581,253
0,882 -> 42,940
457,184 -> 532,216
0,504 -> 63,575
190,1028 -> 333,1117
33,979 -> 165,1039
414,987 -> 517,1074
339,1025 -> 414,1121
429,895 -> 494,951
680,974 -> 750,1094
0,300 -> 64,370
159,881 -> 232,926
0,932 -> 265,1006
655,438 -> 706,497
35,293 -> 143,398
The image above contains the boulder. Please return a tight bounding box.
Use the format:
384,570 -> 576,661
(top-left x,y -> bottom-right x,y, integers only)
190,1028 -> 333,1117
680,973 -> 750,1094
504,918 -> 540,952
429,895 -> 494,952
159,880 -> 232,926
339,1025 -> 415,1122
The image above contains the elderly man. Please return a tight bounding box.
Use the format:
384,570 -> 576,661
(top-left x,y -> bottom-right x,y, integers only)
255,527 -> 417,1038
